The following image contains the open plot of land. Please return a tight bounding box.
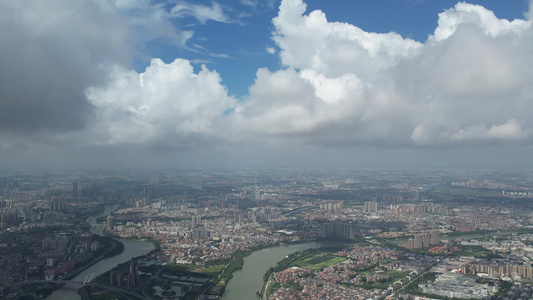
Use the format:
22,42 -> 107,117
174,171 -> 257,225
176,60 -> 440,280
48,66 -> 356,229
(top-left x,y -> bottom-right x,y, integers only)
194,264 -> 225,275
292,253 -> 346,269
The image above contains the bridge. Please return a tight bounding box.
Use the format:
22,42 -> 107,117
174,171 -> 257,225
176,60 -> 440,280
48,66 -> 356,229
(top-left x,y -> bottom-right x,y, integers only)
19,279 -> 148,300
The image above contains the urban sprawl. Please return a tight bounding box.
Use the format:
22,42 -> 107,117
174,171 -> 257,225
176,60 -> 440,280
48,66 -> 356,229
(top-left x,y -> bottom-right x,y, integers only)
1,169 -> 533,300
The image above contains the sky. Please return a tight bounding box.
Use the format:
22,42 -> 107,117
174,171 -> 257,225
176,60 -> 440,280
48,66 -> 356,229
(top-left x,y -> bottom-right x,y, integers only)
1,0 -> 533,170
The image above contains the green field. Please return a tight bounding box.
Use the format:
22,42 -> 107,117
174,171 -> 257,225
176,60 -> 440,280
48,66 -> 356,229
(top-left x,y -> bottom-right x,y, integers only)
455,245 -> 501,259
292,253 -> 346,269
196,264 -> 225,275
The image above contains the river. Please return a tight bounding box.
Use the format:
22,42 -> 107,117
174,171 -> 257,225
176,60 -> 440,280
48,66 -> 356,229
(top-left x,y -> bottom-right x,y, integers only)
46,205 -> 155,300
222,240 -> 347,300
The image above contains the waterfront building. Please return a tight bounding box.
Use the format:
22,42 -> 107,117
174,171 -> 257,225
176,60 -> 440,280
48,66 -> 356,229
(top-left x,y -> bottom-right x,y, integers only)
107,215 -> 114,230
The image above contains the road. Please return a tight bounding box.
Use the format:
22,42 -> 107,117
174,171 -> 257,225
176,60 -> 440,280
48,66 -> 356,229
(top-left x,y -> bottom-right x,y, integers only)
138,264 -> 168,300
19,280 -> 147,300
62,238 -> 121,281
195,255 -> 237,300
392,259 -> 440,297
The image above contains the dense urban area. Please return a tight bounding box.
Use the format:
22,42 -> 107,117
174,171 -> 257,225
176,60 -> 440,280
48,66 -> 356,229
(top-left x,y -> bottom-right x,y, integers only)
2,168 -> 533,300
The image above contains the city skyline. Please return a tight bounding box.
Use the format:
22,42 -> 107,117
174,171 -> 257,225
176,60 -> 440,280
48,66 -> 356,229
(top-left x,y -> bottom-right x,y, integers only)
1,0 -> 533,169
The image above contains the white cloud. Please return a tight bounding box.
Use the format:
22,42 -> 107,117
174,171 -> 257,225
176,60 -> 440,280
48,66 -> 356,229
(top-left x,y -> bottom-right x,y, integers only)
3,0 -> 533,164
487,119 -> 527,140
41,0 -> 533,152
231,0 -> 422,146
104,0 -> 194,48
419,119 -> 529,143
404,3 -> 533,146
171,2 -> 230,25
240,0 -> 258,8
272,0 -> 422,79
431,3 -> 530,42
229,0 -> 533,150
85,59 -> 236,146
231,68 -> 319,138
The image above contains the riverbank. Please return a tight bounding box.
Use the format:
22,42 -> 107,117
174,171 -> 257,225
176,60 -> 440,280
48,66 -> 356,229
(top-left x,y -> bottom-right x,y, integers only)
104,232 -> 162,251
258,240 -> 356,300
18,226 -> 125,299
91,239 -> 341,300
147,239 -> 320,299
211,239 -> 325,296
73,235 -> 355,299
221,239 -> 351,300
46,205 -> 155,300
62,236 -> 124,282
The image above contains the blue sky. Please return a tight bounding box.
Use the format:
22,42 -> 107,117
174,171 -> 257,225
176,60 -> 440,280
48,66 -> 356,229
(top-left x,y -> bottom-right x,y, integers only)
0,0 -> 533,169
137,0 -> 531,98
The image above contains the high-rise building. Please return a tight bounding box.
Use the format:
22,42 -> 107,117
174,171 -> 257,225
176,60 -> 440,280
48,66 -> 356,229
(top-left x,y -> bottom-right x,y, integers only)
117,273 -> 124,287
42,235 -> 70,250
107,215 -> 114,230
109,272 -> 116,286
50,198 -> 65,211
127,273 -> 135,287
320,222 -> 356,239
407,238 -> 414,249
408,231 -> 439,249
191,215 -> 201,228
430,230 -> 440,245
414,235 -> 423,249
72,182 -> 81,199
363,201 -> 378,212
234,211 -> 244,223
129,260 -> 139,286
445,207 -> 454,216
421,233 -> 431,248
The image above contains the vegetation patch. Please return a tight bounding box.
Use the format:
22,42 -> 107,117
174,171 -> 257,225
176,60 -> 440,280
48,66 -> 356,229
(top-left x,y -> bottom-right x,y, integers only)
292,253 -> 346,269
456,245 -> 501,259
195,264 -> 225,275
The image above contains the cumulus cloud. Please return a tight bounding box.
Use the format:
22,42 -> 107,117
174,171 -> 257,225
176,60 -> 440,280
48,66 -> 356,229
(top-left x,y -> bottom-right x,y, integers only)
78,0 -> 533,151
403,3 -> 533,146
230,0 -> 533,149
431,3 -> 530,42
272,0 -> 422,79
450,119 -> 527,141
2,0 -> 533,166
85,59 -> 235,147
